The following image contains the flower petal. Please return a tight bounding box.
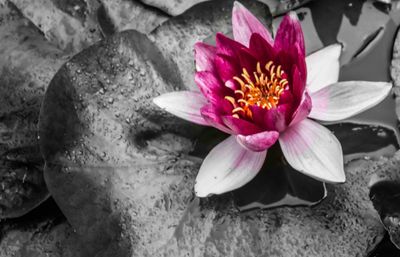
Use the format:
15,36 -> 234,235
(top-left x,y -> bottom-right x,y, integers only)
222,116 -> 263,135
290,91 -> 312,126
216,33 -> 244,58
309,81 -> 392,121
306,44 -> 341,93
194,42 -> 216,73
279,119 -> 345,183
232,1 -> 273,47
263,104 -> 291,132
275,12 -> 305,57
249,33 -> 276,62
195,135 -> 267,197
215,54 -> 241,83
276,42 -> 306,82
236,131 -> 279,152
201,105 -> 233,134
291,65 -> 306,105
195,71 -> 229,103
153,91 -> 208,125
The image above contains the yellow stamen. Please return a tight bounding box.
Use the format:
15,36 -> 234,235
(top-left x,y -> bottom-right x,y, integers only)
225,60 -> 289,120
256,62 -> 262,74
224,96 -> 236,106
232,107 -> 245,114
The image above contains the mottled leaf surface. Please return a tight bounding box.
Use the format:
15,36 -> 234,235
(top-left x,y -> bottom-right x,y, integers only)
0,3 -> 64,218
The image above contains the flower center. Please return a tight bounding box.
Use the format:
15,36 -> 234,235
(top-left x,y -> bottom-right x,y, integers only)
224,61 -> 288,119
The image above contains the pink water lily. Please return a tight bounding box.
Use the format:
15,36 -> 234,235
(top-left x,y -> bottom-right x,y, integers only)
153,2 -> 392,197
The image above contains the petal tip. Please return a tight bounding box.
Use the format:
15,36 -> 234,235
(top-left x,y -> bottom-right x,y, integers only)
233,1 -> 243,9
194,183 -> 213,198
152,95 -> 163,108
288,11 -> 299,21
194,187 -> 210,198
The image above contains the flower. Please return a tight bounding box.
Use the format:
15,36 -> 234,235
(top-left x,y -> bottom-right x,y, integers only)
153,2 -> 392,197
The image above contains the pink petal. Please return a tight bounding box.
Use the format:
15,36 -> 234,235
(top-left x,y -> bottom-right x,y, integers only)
263,104 -> 291,132
201,105 -> 233,134
216,33 -> 244,58
195,71 -> 229,103
278,90 -> 294,105
194,42 -> 217,73
275,12 -> 305,57
195,135 -> 267,197
238,47 -> 258,73
291,65 -> 306,105
236,130 -> 279,152
290,91 -> 312,126
222,116 -> 263,135
279,119 -> 345,183
232,1 -> 273,47
309,81 -> 392,121
153,91 -> 208,125
306,44 -> 341,93
276,42 -> 306,82
215,54 -> 240,82
249,33 -> 276,62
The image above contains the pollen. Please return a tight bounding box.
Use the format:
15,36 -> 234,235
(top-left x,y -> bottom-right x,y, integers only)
224,61 -> 288,120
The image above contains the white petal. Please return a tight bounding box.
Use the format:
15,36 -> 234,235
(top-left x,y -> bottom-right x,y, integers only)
279,119 -> 345,183
309,81 -> 392,121
306,44 -> 341,93
195,135 -> 267,197
153,91 -> 208,125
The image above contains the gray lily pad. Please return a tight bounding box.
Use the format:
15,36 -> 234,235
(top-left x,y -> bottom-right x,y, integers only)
139,0 -> 210,16
390,19 -> 400,120
9,0 -> 102,53
258,0 -> 314,16
370,179 -> 400,250
99,0 -> 169,35
0,3 -> 64,218
39,29 -> 200,257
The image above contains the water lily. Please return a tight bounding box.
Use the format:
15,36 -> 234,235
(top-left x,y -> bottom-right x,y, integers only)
153,2 -> 392,197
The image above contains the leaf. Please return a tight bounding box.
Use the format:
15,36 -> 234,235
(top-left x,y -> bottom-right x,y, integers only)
99,0 -> 169,35
257,0 -> 314,16
0,3 -> 64,218
139,0 -> 210,16
9,0 -> 103,53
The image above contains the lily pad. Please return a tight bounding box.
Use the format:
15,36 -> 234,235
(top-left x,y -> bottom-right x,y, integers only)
99,0 -> 169,35
0,3 -> 64,218
139,0 -> 210,16
370,179 -> 400,250
9,0 -> 102,53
